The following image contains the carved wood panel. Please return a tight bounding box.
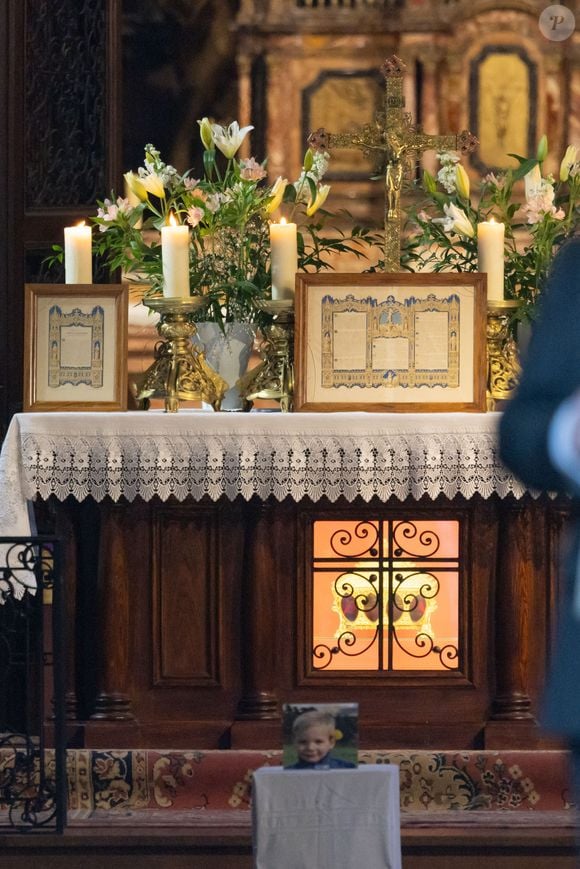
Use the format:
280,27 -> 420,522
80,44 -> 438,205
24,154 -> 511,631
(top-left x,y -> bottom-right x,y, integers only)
25,0 -> 108,209
152,506 -> 220,687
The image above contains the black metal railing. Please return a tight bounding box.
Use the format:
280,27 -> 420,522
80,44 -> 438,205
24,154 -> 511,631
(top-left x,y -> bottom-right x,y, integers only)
0,536 -> 66,832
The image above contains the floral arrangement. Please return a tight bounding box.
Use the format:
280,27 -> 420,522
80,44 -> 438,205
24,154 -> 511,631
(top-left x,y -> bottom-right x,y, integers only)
402,136 -> 580,322
90,118 -> 375,329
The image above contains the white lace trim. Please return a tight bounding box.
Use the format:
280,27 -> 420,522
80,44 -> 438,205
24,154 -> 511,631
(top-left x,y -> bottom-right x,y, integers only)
9,410 -> 527,503
0,409 -> 529,537
0,411 -> 531,597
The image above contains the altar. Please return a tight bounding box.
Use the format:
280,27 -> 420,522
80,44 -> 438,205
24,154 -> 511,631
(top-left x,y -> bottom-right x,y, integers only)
0,410 -> 569,750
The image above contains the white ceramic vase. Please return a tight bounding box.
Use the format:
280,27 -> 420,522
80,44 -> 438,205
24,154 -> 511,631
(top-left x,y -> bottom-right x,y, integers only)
194,321 -> 255,411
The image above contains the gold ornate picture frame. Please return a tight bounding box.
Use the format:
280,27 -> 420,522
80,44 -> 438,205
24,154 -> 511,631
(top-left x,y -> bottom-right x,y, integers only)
469,44 -> 537,174
23,283 -> 128,412
294,273 -> 487,413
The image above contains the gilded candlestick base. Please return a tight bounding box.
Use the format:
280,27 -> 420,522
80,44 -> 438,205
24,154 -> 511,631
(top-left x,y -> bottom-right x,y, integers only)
135,296 -> 228,413
237,300 -> 295,412
486,299 -> 521,411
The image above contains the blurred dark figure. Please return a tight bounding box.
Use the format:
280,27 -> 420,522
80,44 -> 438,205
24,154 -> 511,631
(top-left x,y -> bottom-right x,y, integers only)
499,235 -> 580,810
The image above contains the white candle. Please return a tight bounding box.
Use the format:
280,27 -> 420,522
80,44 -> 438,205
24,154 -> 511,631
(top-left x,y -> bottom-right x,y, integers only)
161,215 -> 190,298
477,219 -> 505,301
64,222 -> 92,284
270,219 -> 298,300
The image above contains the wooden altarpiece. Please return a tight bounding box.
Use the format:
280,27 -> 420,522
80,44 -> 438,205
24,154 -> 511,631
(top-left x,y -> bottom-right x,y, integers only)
49,480 -> 569,751
2,413 -> 566,752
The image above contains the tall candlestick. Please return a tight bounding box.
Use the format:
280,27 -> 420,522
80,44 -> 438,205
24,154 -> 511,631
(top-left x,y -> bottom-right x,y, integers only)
270,219 -> 298,300
161,216 -> 190,298
477,219 -> 505,301
64,222 -> 92,284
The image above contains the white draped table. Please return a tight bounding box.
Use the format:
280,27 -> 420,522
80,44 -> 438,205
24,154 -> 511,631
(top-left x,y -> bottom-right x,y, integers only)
252,765 -> 402,869
0,409 -> 524,543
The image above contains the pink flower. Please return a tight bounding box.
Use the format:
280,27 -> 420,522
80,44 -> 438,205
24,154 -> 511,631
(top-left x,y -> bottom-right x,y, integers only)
520,171 -> 565,224
521,191 -> 565,225
239,157 -> 267,181
188,187 -> 207,203
96,197 -> 131,231
186,206 -> 204,228
482,172 -> 504,189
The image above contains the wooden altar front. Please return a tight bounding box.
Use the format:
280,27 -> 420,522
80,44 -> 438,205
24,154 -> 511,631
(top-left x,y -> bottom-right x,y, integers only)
0,410 -> 570,750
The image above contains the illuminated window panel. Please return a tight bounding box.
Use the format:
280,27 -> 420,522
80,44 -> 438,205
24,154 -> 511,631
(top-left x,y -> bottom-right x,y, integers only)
312,519 -> 460,672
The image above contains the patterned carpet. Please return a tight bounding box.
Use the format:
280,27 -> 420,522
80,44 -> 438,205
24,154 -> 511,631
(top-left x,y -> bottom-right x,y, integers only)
63,749 -> 575,813
1,748 -> 575,821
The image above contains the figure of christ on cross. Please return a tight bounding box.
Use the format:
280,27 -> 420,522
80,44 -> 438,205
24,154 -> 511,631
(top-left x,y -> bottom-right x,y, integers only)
384,132 -> 406,220
307,55 -> 478,272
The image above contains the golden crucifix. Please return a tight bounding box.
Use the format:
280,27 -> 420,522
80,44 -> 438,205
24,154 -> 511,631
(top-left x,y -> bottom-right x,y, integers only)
308,55 -> 479,271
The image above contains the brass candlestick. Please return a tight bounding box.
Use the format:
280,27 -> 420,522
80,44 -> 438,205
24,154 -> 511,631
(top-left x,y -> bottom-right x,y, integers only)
486,299 -> 521,411
237,300 -> 295,412
135,296 -> 228,413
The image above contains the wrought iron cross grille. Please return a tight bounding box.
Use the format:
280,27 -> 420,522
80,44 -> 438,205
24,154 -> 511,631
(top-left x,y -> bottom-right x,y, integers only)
311,519 -> 460,672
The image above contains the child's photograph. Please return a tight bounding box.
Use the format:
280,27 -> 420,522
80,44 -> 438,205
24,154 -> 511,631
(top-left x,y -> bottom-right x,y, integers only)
282,702 -> 359,770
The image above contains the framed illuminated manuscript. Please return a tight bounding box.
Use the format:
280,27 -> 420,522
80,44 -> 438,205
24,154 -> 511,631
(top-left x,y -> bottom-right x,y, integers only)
23,284 -> 128,411
294,273 -> 487,413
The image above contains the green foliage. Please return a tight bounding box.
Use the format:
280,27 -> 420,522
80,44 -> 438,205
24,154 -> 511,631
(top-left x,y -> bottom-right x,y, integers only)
89,124 -> 382,331
402,141 -> 580,323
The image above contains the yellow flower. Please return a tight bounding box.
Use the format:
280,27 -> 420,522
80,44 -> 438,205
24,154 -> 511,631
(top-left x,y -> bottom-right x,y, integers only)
140,173 -> 165,199
306,184 -> 330,217
123,171 -> 148,202
198,117 -> 214,151
423,169 -> 437,194
560,145 -> 578,182
265,176 -> 288,214
211,121 -> 254,159
455,164 -> 470,200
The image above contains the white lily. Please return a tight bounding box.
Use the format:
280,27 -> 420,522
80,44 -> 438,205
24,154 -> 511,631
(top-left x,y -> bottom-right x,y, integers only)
266,176 -> 288,214
560,145 -> 578,182
442,202 -> 475,237
210,121 -> 254,159
524,164 -> 542,201
306,184 -> 330,217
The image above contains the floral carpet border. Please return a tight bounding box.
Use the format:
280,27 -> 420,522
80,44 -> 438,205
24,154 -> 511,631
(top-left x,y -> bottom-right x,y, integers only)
0,749 -> 572,815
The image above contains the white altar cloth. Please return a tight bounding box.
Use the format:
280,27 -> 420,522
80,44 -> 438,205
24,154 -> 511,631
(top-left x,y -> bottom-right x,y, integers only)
252,764 -> 402,869
0,410 -> 524,544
